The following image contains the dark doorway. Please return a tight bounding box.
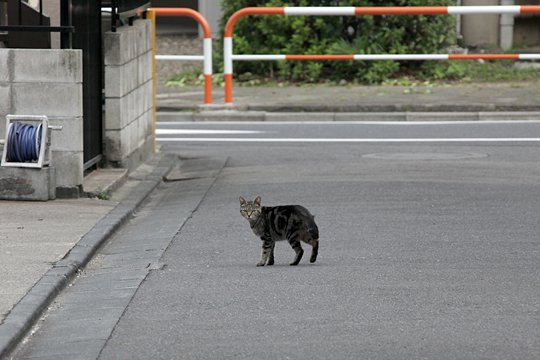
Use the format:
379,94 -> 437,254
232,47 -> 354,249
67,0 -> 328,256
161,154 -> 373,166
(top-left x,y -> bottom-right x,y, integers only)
72,1 -> 103,169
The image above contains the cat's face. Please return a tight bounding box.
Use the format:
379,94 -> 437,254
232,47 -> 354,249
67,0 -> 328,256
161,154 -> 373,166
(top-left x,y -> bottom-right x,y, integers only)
239,196 -> 262,221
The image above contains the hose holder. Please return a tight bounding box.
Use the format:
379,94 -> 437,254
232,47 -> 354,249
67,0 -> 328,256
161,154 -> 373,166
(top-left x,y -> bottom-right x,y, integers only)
1,115 -> 63,169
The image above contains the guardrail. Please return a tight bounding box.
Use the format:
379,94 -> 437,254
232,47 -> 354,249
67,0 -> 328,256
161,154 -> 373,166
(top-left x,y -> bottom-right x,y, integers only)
224,5 -> 540,104
147,8 -> 213,105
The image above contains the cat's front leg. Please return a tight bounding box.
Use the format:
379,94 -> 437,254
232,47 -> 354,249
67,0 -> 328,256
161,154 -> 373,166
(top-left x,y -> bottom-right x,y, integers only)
267,242 -> 275,266
257,237 -> 274,267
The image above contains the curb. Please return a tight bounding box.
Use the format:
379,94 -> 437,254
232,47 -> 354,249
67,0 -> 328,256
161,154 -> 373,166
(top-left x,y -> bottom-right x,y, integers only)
156,110 -> 540,122
155,101 -> 540,115
0,153 -> 177,359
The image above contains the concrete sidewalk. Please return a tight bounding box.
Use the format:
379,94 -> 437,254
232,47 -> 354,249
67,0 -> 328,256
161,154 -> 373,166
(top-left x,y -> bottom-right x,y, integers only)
1,81 -> 540,357
0,153 -> 177,358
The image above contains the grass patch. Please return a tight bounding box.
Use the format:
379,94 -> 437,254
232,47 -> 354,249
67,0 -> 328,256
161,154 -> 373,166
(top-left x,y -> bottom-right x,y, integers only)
167,60 -> 540,87
434,60 -> 540,82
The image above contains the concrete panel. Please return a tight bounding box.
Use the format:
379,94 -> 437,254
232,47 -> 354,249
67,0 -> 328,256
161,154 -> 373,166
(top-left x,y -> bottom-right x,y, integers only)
137,111 -> 152,148
128,118 -> 139,155
104,27 -> 135,66
102,18 -> 154,167
138,51 -> 153,85
104,98 -> 122,131
105,59 -> 139,99
143,79 -> 153,113
132,86 -> 143,125
461,0 -> 499,48
136,20 -> 152,54
48,117 -> 84,153
51,150 -> 83,189
12,49 -> 82,83
105,130 -> 129,162
104,20 -> 151,66
0,84 -> 11,141
105,93 -> 138,131
0,166 -> 56,201
138,83 -> 150,120
0,49 -> 11,83
141,109 -> 153,138
137,113 -> 145,148
11,83 -> 82,118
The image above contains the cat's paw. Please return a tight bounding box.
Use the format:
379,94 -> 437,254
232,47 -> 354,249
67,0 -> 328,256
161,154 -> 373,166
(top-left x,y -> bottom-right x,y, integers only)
256,261 -> 265,267
290,249 -> 304,266
267,259 -> 274,266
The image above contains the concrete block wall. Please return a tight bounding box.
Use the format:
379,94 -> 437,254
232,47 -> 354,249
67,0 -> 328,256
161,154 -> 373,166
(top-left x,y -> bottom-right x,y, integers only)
0,48 -> 84,197
103,19 -> 154,170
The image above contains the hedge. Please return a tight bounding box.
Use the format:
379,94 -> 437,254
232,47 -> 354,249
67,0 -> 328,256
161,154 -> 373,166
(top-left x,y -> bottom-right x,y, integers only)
219,0 -> 457,83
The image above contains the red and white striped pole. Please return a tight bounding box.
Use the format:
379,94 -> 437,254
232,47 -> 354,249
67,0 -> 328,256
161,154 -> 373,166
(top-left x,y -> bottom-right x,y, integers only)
151,8 -> 213,104
224,5 -> 540,104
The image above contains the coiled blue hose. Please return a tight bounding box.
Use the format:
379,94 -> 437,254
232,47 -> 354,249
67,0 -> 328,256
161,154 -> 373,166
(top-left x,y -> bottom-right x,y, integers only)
6,122 -> 42,163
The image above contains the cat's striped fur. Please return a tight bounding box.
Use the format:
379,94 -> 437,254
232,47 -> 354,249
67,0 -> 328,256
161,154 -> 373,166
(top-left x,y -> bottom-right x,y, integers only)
240,196 -> 319,266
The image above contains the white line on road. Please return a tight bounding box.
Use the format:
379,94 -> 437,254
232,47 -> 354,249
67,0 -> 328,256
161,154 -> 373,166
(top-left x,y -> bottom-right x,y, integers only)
156,120 -> 540,126
155,129 -> 264,135
157,137 -> 540,143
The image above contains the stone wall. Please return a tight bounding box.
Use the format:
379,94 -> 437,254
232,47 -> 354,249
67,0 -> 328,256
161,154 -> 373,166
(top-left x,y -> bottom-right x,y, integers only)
103,19 -> 154,170
0,48 -> 83,198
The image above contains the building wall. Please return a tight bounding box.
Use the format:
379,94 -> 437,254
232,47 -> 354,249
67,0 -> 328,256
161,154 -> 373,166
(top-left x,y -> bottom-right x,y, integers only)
198,0 -> 221,38
0,48 -> 84,197
42,0 -> 61,48
461,0 -> 500,48
103,19 -> 154,171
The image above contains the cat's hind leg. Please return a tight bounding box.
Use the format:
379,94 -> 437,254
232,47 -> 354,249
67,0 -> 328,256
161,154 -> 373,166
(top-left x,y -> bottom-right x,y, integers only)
287,236 -> 304,266
300,235 -> 319,263
309,239 -> 319,263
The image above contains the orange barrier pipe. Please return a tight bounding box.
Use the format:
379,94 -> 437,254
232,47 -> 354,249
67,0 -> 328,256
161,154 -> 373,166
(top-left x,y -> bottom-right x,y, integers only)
521,6 -> 540,13
224,7 -> 284,38
223,5 -> 540,104
287,55 -> 355,61
150,8 -> 213,104
151,8 -> 212,39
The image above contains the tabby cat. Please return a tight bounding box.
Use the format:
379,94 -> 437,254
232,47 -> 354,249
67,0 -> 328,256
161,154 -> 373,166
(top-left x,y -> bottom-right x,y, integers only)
239,196 -> 319,266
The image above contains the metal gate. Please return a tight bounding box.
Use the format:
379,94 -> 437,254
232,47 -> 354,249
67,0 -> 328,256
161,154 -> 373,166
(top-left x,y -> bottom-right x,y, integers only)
72,0 -> 103,169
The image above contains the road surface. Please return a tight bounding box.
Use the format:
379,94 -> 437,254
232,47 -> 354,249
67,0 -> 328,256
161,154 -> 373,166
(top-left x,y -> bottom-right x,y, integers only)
13,118 -> 540,360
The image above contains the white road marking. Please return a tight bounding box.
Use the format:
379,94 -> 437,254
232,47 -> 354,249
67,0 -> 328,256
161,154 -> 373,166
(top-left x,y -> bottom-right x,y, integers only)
157,137 -> 540,143
155,129 -> 263,135
156,120 -> 540,126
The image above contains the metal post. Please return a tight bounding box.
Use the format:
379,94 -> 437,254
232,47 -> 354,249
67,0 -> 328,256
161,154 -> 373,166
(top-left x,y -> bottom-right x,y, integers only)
18,0 -> 22,25
111,0 -> 117,32
60,0 -> 71,48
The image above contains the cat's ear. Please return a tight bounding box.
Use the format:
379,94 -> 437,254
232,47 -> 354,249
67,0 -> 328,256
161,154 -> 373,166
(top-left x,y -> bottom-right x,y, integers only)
254,196 -> 262,206
239,196 -> 246,205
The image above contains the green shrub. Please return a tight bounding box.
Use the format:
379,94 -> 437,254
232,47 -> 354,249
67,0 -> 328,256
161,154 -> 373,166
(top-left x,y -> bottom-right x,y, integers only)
219,0 -> 457,83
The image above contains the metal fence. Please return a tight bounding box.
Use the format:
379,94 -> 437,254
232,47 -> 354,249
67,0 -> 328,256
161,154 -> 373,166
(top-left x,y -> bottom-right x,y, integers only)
0,0 -> 73,48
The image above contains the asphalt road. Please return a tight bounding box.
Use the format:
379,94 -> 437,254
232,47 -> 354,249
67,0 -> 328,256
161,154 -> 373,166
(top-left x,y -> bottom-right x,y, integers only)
14,119 -> 540,359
